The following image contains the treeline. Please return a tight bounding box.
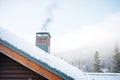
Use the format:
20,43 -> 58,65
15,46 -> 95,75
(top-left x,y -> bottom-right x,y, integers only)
69,45 -> 120,73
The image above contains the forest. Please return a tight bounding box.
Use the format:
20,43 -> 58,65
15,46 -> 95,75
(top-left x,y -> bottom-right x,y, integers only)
65,44 -> 120,73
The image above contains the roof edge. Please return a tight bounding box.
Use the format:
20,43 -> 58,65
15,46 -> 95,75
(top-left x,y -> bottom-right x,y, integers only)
0,39 -> 74,80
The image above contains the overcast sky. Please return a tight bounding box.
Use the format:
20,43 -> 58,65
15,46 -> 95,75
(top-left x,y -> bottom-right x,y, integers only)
0,0 -> 120,58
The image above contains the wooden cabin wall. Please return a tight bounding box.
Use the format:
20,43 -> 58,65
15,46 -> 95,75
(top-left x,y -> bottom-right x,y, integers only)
0,52 -> 48,80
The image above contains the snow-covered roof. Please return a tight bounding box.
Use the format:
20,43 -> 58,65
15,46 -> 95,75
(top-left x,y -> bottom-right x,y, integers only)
84,73 -> 120,80
0,27 -> 86,80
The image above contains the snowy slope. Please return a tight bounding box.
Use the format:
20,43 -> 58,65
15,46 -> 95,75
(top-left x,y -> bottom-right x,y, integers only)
0,27 -> 86,80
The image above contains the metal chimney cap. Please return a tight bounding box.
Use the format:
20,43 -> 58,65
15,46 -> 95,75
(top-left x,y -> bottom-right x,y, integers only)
36,32 -> 51,38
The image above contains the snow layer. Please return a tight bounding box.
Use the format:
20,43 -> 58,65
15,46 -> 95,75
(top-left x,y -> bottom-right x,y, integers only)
0,27 -> 86,80
85,73 -> 120,80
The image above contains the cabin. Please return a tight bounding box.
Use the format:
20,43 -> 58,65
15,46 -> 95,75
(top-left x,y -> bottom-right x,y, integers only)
0,52 -> 48,80
1,27 -> 120,80
0,27 -> 85,80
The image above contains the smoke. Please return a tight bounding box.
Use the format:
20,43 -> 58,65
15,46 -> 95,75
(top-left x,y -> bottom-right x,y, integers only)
41,0 -> 57,31
42,17 -> 51,31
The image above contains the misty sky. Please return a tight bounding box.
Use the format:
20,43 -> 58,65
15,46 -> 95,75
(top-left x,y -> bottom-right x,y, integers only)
0,0 -> 120,58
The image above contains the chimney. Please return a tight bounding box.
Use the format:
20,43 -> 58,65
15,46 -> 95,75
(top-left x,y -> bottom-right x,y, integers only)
36,32 -> 51,53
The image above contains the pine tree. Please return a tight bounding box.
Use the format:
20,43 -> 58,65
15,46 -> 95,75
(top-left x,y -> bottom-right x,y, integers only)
112,45 -> 120,73
93,51 -> 102,72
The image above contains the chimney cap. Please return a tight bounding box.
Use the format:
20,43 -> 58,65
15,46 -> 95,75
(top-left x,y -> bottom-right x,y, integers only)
36,32 -> 51,38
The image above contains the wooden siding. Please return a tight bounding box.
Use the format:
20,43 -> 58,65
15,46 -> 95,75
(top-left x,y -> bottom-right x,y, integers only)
0,53 -> 48,80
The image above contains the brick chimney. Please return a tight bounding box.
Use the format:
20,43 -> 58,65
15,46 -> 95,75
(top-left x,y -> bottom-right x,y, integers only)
36,32 -> 51,53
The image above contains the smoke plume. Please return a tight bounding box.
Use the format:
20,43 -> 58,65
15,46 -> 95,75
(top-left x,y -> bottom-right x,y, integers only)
41,0 -> 57,31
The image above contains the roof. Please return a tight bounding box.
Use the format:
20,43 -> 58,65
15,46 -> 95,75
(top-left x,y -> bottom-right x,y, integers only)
0,27 -> 86,80
84,73 -> 120,80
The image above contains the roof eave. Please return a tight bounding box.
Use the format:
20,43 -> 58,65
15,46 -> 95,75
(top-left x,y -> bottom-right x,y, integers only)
0,39 -> 74,80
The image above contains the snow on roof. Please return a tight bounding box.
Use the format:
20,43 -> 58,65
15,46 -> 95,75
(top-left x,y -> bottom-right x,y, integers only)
0,27 -> 86,80
84,73 -> 120,80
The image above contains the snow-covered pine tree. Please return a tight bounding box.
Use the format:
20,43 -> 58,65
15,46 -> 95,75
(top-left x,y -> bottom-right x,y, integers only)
112,44 -> 120,73
93,51 -> 102,72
